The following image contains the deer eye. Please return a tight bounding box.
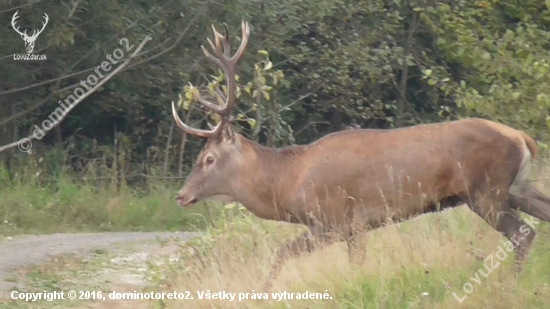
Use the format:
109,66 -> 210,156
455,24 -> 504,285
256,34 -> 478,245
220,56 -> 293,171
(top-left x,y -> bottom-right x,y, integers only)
205,156 -> 215,165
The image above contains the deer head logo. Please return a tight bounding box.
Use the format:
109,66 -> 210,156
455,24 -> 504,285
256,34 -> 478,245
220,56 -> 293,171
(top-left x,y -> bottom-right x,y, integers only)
11,11 -> 49,54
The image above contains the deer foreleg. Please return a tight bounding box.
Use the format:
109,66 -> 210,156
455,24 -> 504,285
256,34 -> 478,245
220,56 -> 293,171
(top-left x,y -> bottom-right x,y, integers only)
263,224 -> 337,291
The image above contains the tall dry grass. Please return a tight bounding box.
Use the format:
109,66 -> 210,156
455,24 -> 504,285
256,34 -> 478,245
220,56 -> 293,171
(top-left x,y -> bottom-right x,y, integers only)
145,159 -> 550,308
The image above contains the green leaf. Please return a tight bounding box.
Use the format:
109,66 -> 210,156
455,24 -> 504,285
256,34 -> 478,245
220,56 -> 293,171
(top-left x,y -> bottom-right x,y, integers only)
183,100 -> 191,110
258,50 -> 268,56
258,76 -> 266,85
264,61 -> 273,71
526,53 -> 534,64
424,69 -> 432,77
247,118 -> 257,129
185,90 -> 193,101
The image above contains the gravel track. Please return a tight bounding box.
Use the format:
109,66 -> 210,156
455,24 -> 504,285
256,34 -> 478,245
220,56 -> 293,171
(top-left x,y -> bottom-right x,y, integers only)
0,231 -> 198,293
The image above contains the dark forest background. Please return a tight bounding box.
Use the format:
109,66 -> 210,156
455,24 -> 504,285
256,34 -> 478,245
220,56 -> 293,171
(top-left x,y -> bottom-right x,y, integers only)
1,0 -> 549,188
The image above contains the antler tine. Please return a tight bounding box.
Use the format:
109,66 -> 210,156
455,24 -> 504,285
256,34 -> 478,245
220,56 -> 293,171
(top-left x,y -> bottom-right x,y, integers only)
212,24 -> 224,59
202,24 -> 231,70
30,13 -> 48,38
171,101 -> 222,139
11,11 -> 19,25
195,24 -> 228,114
221,23 -> 231,57
192,21 -> 250,119
215,21 -> 250,117
11,11 -> 26,36
229,21 -> 250,63
206,24 -> 231,58
41,13 -> 49,29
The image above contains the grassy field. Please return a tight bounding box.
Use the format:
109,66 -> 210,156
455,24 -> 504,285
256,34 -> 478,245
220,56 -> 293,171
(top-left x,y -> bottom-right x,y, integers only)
145,205 -> 550,308
1,155 -> 550,308
0,160 -> 216,237
143,159 -> 550,308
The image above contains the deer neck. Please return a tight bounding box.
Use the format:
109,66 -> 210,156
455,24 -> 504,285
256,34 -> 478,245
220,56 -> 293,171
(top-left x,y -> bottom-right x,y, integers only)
230,136 -> 304,220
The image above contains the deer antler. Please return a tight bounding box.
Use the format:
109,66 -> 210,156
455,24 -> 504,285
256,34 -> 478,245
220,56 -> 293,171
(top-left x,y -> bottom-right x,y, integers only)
11,11 -> 27,37
171,102 -> 223,139
172,21 -> 250,139
29,13 -> 49,39
11,11 -> 49,39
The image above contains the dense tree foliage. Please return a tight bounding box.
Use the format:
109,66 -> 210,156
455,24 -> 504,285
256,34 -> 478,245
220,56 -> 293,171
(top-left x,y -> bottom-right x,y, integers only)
1,0 -> 548,181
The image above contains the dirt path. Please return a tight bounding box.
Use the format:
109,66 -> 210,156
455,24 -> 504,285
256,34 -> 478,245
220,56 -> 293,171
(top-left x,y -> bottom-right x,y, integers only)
0,231 -> 199,295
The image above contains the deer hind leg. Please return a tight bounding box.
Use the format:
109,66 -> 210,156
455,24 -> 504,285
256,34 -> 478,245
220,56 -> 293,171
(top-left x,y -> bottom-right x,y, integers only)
466,189 -> 536,274
263,225 -> 338,291
345,210 -> 373,266
509,182 -> 550,222
347,228 -> 369,266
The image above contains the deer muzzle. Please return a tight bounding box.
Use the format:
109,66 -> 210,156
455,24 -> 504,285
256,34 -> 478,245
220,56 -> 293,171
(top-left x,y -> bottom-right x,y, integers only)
175,194 -> 198,207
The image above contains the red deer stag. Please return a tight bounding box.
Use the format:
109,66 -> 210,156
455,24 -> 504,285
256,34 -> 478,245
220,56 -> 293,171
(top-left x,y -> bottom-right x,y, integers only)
171,21 -> 550,290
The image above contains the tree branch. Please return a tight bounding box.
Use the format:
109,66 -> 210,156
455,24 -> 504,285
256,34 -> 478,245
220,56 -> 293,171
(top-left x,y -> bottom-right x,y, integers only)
0,36 -> 152,154
396,11 -> 420,124
0,44 -> 105,127
49,9 -> 204,94
0,0 -> 43,14
0,22 -> 140,96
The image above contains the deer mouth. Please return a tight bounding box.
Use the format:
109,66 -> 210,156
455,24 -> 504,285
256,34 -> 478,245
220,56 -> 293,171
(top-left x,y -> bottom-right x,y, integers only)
176,196 -> 199,208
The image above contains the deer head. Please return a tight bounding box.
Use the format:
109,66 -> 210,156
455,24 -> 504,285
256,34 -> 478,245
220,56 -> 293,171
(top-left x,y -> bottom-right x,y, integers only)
12,11 -> 49,54
172,21 -> 250,207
